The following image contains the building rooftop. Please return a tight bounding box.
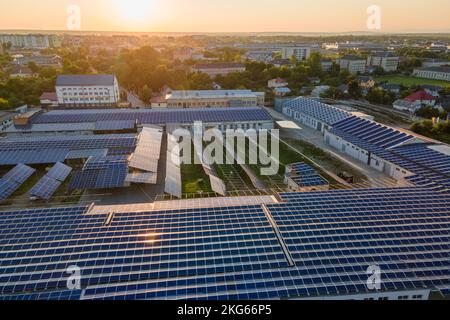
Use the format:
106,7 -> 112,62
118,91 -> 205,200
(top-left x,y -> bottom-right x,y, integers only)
194,62 -> 245,69
405,91 -> 437,102
166,90 -> 264,100
56,74 -> 117,86
415,66 -> 450,73
1,187 -> 450,300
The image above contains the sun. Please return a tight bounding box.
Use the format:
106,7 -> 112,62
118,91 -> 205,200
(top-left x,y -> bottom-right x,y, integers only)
114,0 -> 156,21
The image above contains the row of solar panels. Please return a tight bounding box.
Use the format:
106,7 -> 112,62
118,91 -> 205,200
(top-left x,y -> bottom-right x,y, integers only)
1,187 -> 450,300
68,156 -> 129,191
0,163 -> 72,202
285,162 -> 329,188
31,107 -> 273,125
0,134 -> 137,166
283,97 -> 352,126
29,163 -> 72,201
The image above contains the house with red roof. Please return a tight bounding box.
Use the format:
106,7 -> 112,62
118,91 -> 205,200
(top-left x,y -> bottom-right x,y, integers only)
405,91 -> 437,106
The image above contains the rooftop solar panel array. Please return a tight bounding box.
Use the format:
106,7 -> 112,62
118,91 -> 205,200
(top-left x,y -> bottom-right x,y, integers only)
0,135 -> 136,166
69,157 -> 128,191
0,164 -> 35,202
31,107 -> 273,125
94,120 -> 136,132
1,187 -> 450,300
331,116 -> 415,151
283,97 -> 352,126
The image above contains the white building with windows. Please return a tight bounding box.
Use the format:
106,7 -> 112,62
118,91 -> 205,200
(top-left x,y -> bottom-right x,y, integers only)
367,52 -> 400,72
281,45 -> 311,61
55,74 -> 120,108
413,67 -> 450,82
339,55 -> 367,74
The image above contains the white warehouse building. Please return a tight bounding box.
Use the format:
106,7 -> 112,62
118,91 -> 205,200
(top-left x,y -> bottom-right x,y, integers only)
56,74 -> 120,108
282,97 -> 352,134
165,90 -> 265,108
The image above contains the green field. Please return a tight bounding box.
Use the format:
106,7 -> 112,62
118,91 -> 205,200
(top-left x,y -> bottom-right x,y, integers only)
375,75 -> 450,88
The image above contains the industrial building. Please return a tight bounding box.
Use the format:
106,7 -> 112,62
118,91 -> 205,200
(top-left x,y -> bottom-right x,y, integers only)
5,107 -> 274,135
164,90 -> 265,108
1,187 -> 450,300
413,66 -> 450,82
282,97 -> 352,133
192,62 -> 246,77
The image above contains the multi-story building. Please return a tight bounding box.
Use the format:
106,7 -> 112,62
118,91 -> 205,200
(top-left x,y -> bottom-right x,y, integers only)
173,47 -> 195,62
244,51 -> 273,63
55,74 -> 121,108
367,52 -> 400,72
413,67 -> 450,82
165,90 -> 265,108
320,59 -> 333,72
281,45 -> 311,61
339,55 -> 367,74
193,63 -> 246,78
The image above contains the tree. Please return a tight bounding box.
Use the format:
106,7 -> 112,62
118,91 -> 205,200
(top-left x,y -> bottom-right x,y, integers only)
307,52 -> 323,77
348,79 -> 361,98
0,98 -> 9,110
139,85 -> 152,103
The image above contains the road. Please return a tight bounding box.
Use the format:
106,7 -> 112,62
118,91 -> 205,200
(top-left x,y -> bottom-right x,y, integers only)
126,90 -> 147,109
265,107 -> 400,185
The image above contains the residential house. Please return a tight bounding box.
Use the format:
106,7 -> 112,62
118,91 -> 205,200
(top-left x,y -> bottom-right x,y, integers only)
405,91 -> 437,107
379,83 -> 401,95
268,78 -> 288,89
356,76 -> 375,89
274,87 -> 292,97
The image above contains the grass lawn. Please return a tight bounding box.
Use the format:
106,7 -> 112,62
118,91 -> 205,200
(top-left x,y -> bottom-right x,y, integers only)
181,164 -> 212,194
375,75 -> 450,88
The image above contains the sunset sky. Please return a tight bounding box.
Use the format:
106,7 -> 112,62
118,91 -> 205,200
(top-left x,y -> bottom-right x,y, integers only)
0,0 -> 449,33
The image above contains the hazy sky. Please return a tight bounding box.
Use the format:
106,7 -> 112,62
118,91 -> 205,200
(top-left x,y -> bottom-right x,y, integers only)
0,0 -> 449,33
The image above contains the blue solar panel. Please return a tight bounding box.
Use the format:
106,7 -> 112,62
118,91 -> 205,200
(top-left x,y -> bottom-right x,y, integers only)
283,98 -> 352,126
95,120 -> 136,131
29,176 -> 62,201
2,164 -> 36,184
1,187 -> 450,300
286,162 -> 329,188
331,117 -> 415,151
0,164 -> 35,202
47,162 -> 72,182
68,163 -> 128,191
31,107 -> 273,125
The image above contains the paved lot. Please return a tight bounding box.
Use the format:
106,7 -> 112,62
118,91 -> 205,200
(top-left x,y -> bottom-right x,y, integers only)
265,107 -> 401,186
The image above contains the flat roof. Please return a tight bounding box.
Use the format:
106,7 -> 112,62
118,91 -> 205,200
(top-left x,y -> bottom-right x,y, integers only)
166,90 -> 264,100
56,74 -> 116,86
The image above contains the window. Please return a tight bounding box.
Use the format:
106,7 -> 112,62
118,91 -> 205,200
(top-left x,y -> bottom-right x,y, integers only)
398,296 -> 409,300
